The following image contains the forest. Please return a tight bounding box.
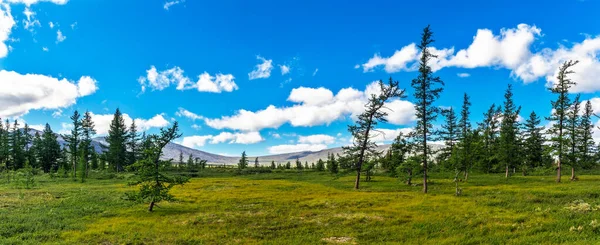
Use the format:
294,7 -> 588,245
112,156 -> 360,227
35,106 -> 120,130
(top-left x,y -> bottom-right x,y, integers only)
2,25 -> 600,244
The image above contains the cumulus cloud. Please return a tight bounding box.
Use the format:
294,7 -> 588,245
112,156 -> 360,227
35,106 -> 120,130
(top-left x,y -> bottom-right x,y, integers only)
89,112 -> 169,135
22,7 -> 39,31
248,56 -> 273,80
360,24 -> 600,93
298,134 -> 335,144
204,81 -> 415,131
138,66 -> 237,93
0,71 -> 97,118
181,131 -> 263,149
176,107 -> 203,120
267,143 -> 328,154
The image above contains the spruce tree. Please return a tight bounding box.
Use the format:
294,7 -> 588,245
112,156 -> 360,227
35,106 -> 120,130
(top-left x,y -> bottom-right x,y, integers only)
106,108 -> 128,172
187,154 -> 194,168
565,94 -> 581,180
522,111 -> 544,175
285,161 -> 291,169
127,121 -> 141,166
295,158 -> 303,169
0,119 -> 7,170
439,107 -> 458,168
238,151 -> 248,169
11,120 -> 25,170
255,157 -> 259,168
478,104 -> 502,173
547,60 -> 578,183
579,100 -> 596,169
40,124 -> 61,173
316,158 -> 325,171
390,132 -> 410,176
345,78 -> 405,189
410,25 -> 444,193
270,160 -> 276,169
64,111 -> 82,177
31,132 -> 43,169
499,84 -> 521,178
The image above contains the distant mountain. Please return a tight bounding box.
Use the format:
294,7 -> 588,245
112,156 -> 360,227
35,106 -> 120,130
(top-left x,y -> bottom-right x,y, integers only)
18,128 -> 444,165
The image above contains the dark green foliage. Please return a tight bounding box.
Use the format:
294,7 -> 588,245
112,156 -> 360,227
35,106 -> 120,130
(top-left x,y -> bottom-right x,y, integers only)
478,104 -> 502,173
498,84 -> 521,178
410,25 -> 444,193
81,111 -> 96,178
522,111 -> 545,175
439,107 -> 458,168
579,100 -> 596,169
547,60 -> 578,182
316,158 -> 325,171
270,160 -> 276,169
285,161 -> 291,169
106,108 -> 128,172
326,153 -> 338,174
39,124 -> 61,173
344,77 -> 405,189
396,155 -> 422,185
128,122 -> 188,211
187,154 -> 194,168
64,111 -> 82,177
238,151 -> 248,169
456,93 -> 474,180
127,121 -> 141,167
255,157 -> 259,168
295,158 -> 302,170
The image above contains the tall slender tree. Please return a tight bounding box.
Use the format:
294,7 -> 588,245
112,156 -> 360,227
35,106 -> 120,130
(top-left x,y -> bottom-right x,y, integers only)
439,107 -> 458,167
344,78 -> 405,189
457,93 -> 473,180
64,111 -> 82,177
410,25 -> 444,193
81,111 -> 96,177
478,104 -> 501,172
579,100 -> 596,169
499,84 -> 521,178
106,108 -> 128,172
127,121 -> 141,166
238,151 -> 248,169
255,157 -> 259,168
547,60 -> 578,183
565,94 -> 581,180
11,120 -> 25,170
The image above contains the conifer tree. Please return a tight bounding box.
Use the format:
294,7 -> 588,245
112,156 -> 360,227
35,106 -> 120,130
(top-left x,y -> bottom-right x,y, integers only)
81,111 -> 96,177
439,107 -> 458,167
11,120 -> 25,170
22,124 -> 33,168
579,100 -> 596,169
238,151 -> 248,169
389,132 -> 410,176
187,154 -> 194,168
457,93 -> 473,180
64,111 -> 82,177
547,60 -> 578,182
499,84 -> 521,178
410,25 -> 444,193
295,158 -> 303,169
40,124 -> 61,173
106,108 -> 128,172
345,78 -> 405,189
270,160 -> 276,169
305,161 -> 309,170
178,151 -> 184,166
478,104 -> 502,173
0,119 -> 8,170
127,121 -> 141,166
255,157 -> 259,168
522,111 -> 544,175
128,122 -> 187,211
31,132 -> 42,169
285,161 -> 291,169
565,94 -> 581,180
316,158 -> 325,171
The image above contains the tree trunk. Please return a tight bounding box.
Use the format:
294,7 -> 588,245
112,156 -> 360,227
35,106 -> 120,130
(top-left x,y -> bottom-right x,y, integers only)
556,159 -> 561,183
571,167 -> 575,181
354,169 -> 361,189
148,201 -> 155,212
522,166 -> 526,176
505,165 -> 509,178
407,169 -> 412,185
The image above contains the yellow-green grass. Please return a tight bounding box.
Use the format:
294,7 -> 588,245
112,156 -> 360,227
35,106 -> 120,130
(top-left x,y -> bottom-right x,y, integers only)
1,172 -> 600,244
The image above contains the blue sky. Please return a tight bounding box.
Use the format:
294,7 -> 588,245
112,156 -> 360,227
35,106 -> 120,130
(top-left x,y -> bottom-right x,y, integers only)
2,0 -> 600,156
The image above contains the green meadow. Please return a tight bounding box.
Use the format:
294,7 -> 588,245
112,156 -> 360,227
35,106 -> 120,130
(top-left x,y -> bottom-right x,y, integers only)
2,171 -> 600,244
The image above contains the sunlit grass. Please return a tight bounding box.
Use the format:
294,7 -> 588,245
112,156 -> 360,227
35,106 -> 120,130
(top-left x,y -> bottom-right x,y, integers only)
1,172 -> 600,244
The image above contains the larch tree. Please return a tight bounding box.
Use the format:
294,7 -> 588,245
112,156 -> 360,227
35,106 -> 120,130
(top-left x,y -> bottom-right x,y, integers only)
457,93 -> 473,180
579,100 -> 596,169
522,111 -> 544,175
129,122 -> 188,212
64,111 -> 82,177
81,111 -> 96,178
439,107 -> 458,168
499,84 -> 521,178
478,104 -> 502,173
344,77 -> 405,189
238,151 -> 248,169
255,157 -> 259,168
565,94 -> 581,180
410,25 -> 444,193
547,60 -> 578,183
106,108 -> 129,172
127,121 -> 141,166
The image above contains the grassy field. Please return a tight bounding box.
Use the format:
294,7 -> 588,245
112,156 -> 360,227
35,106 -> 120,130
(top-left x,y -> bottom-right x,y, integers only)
1,171 -> 600,244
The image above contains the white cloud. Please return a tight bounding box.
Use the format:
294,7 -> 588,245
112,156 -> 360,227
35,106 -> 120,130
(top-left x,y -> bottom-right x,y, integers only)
360,24 -> 600,93
163,0 -> 181,10
181,131 -> 263,149
457,73 -> 470,78
22,7 -> 39,31
298,134 -> 335,144
191,124 -> 201,130
89,112 -> 169,135
70,21 -> 76,30
138,66 -> 237,93
0,71 -> 97,118
56,29 -> 65,43
370,128 -> 413,144
42,46 -> 48,51
204,81 -> 415,131
312,68 -> 318,76
52,109 -> 62,118
176,107 -> 203,120
279,65 -> 290,75
0,4 -> 17,58
270,132 -> 281,139
267,143 -> 327,154
6,0 -> 68,5
248,56 -> 273,80
48,21 -> 53,28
